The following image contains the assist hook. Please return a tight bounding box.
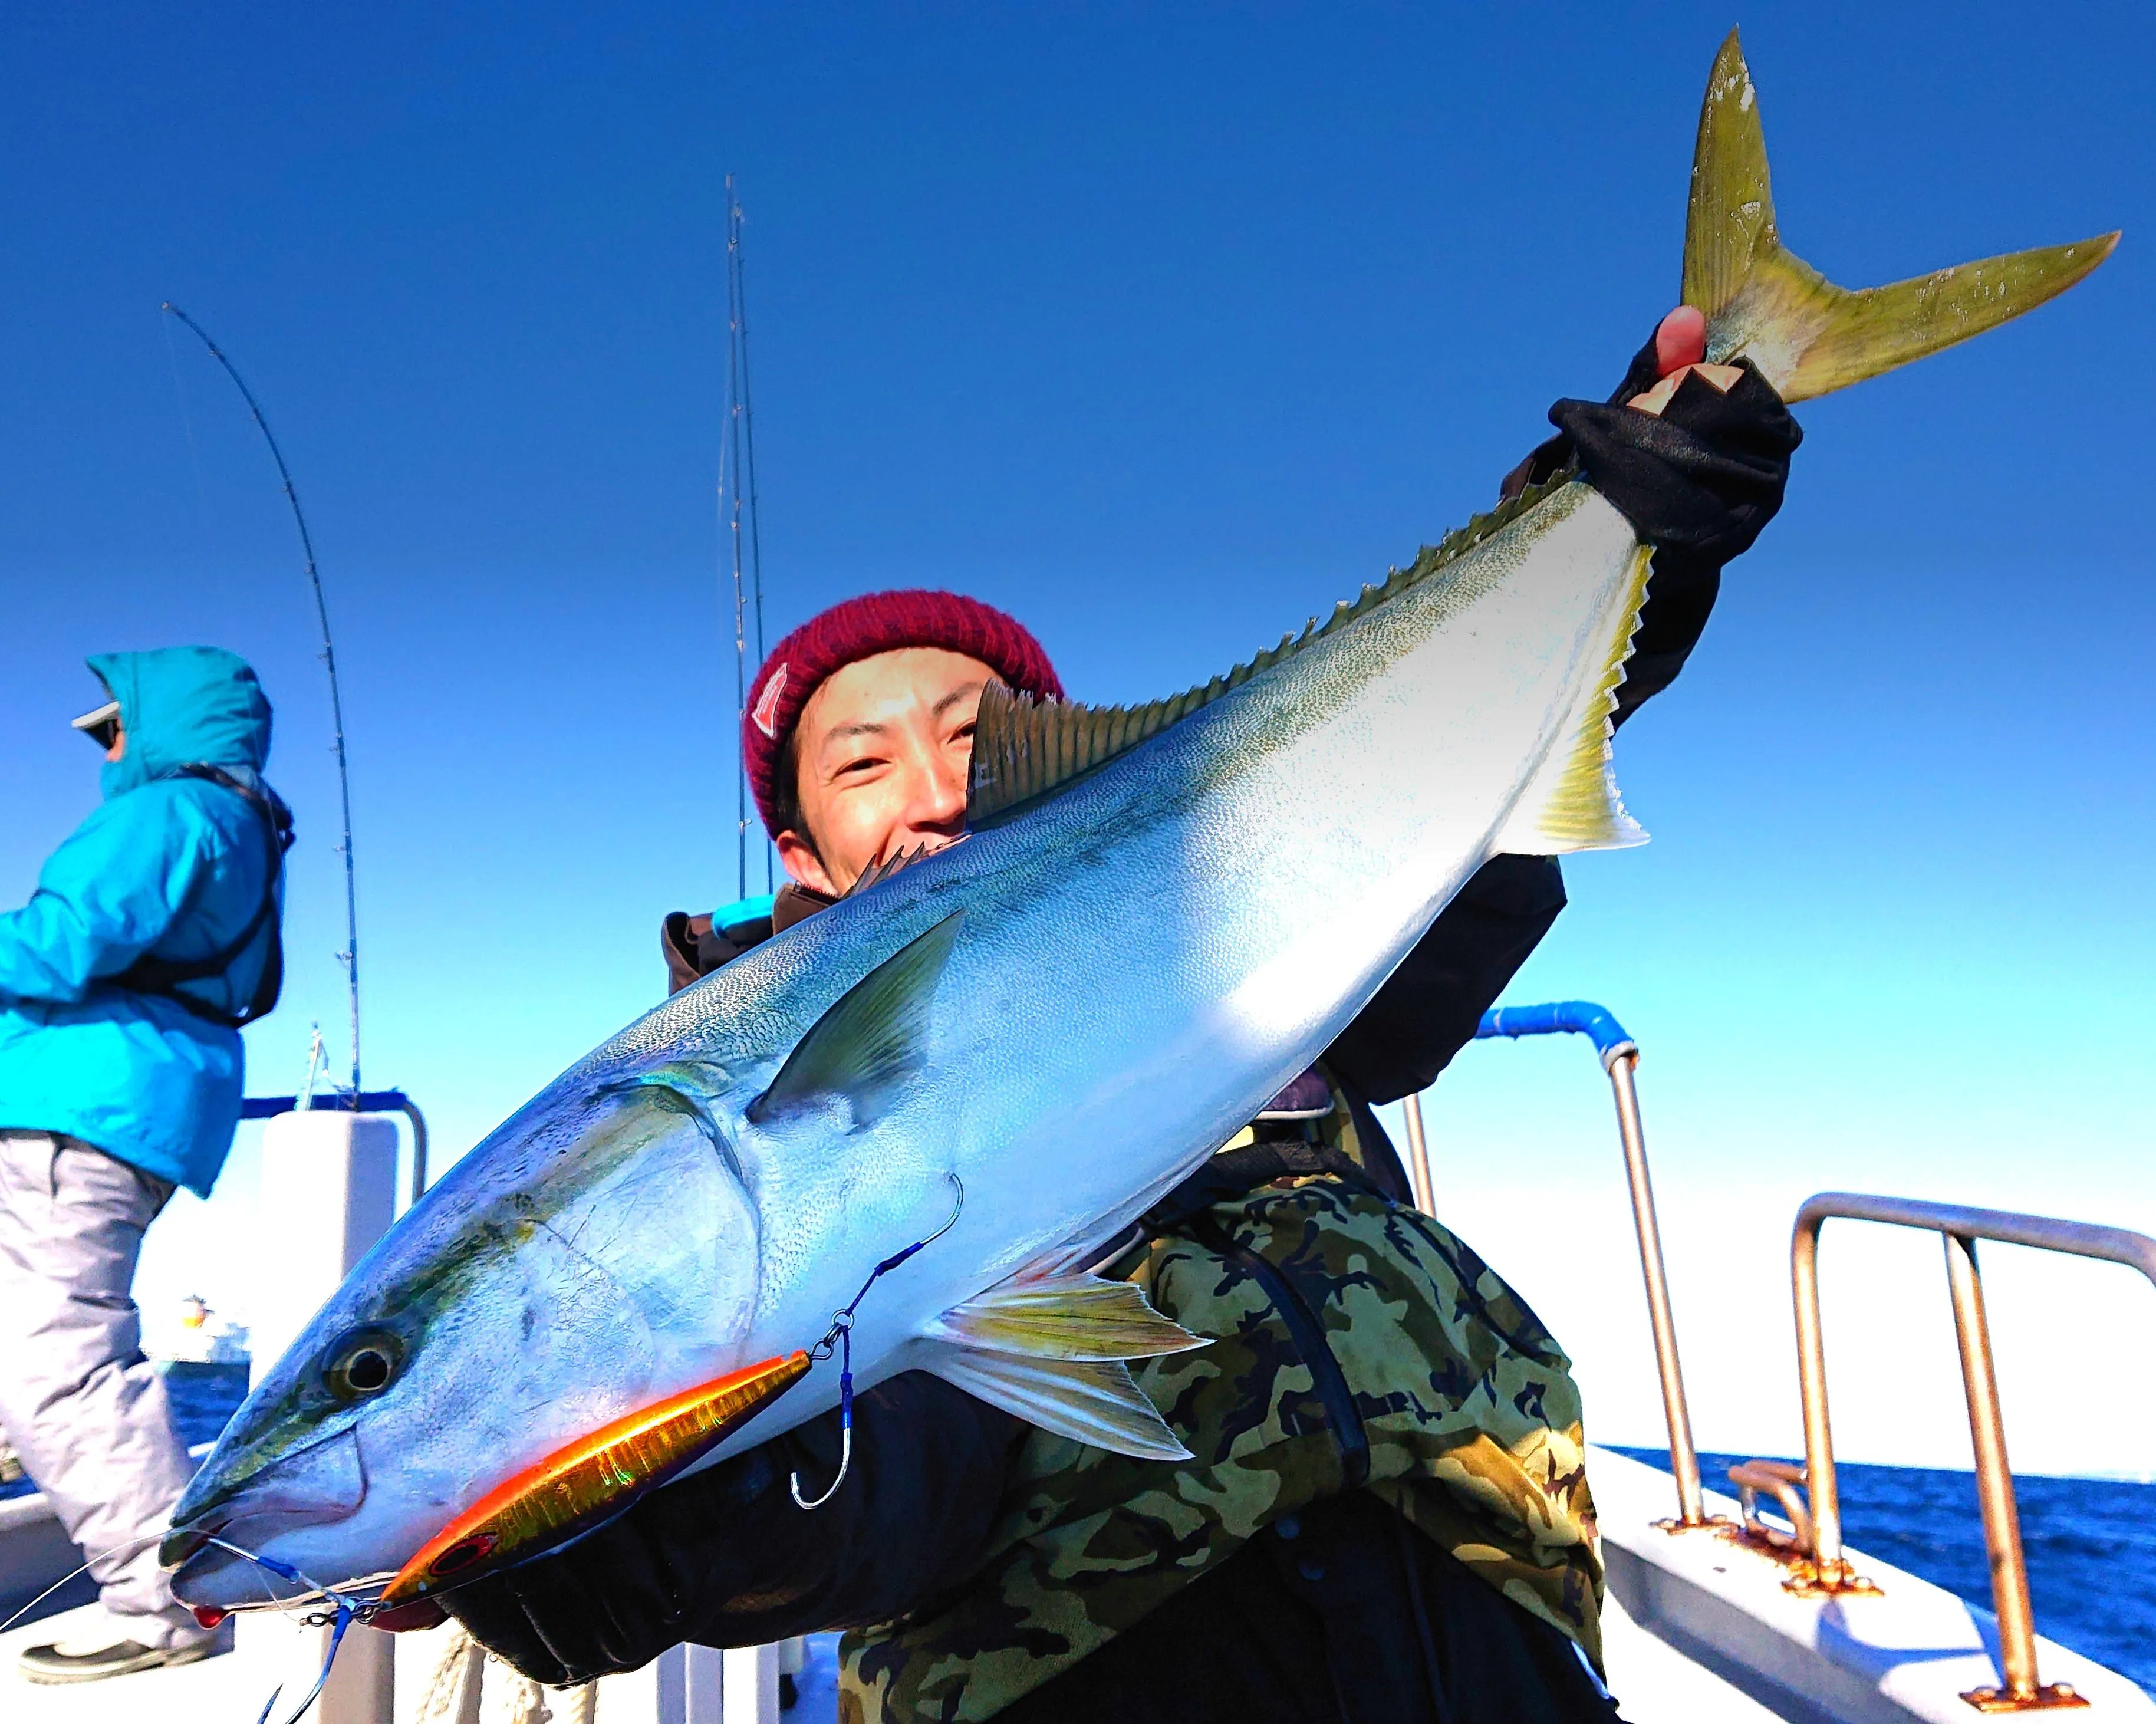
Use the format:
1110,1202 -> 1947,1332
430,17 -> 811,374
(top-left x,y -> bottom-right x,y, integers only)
791,1172 -> 964,1510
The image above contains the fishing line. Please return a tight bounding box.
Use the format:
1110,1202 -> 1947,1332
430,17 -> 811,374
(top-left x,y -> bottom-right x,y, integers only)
0,1524 -> 321,1639
10,1525 -> 398,1724
791,1173 -> 965,1511
159,311 -> 216,532
195,1534 -> 387,1724
159,302 -> 364,1101
0,1527 -> 170,1636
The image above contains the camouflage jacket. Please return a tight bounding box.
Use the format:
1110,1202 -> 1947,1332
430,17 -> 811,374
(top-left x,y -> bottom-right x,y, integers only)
839,1169 -> 1602,1723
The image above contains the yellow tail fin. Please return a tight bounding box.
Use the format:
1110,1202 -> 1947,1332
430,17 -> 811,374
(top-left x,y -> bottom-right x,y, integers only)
1686,31 -> 2117,403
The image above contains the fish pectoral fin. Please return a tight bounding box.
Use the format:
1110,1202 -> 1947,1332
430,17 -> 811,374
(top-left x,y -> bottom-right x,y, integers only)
923,1346 -> 1196,1462
921,1276 -> 1203,1459
926,1273 -> 1207,1361
1491,544 -> 1653,857
1686,31 -> 2116,402
748,912 -> 964,1128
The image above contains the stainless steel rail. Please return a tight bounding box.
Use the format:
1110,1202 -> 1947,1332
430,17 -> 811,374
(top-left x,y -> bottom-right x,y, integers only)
1424,1005 -> 1708,1527
1400,1093 -> 1436,1215
1607,1049 -> 1706,1528
1789,1192 -> 2156,1712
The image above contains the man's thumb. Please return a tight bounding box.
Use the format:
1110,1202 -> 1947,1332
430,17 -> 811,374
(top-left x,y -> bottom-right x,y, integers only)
1654,306 -> 1708,376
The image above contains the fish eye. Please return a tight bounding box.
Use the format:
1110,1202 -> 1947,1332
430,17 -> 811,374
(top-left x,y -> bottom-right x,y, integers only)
321,1327 -> 404,1402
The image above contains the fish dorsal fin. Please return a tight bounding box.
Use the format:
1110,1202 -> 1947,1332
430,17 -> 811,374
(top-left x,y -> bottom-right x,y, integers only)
967,678 -> 1229,828
966,469 -> 1579,829
748,912 -> 963,1127
926,1272 -> 1206,1361
924,1350 -> 1193,1460
1491,545 -> 1653,856
1686,30 -> 2116,402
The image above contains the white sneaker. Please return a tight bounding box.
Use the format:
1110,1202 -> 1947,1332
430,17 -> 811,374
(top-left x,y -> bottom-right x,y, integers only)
17,1614 -> 229,1684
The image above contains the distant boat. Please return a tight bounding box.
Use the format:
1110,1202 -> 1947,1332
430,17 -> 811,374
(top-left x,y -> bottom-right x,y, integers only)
145,1294 -> 250,1368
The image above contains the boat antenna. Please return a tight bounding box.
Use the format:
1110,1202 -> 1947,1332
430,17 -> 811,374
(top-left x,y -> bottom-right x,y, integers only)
160,304 -> 363,1102
720,176 -> 773,899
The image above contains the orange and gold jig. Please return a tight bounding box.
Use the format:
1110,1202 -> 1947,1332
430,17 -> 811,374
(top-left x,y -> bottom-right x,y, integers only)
381,1350 -> 809,1604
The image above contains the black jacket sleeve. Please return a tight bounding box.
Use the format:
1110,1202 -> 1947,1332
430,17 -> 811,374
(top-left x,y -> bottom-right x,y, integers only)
1325,331 -> 1801,1103
1324,854 -> 1566,1104
445,1371 -> 1028,1686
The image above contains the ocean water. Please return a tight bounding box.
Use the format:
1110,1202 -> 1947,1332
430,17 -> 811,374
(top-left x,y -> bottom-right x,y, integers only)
1611,1445 -> 2156,1695
163,1360 -> 252,1449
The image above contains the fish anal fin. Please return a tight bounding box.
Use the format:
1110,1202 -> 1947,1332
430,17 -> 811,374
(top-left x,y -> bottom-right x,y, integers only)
1685,30 -> 2116,403
748,913 -> 963,1128
1492,545 -> 1652,857
924,1347 -> 1194,1461
927,1273 -> 1206,1362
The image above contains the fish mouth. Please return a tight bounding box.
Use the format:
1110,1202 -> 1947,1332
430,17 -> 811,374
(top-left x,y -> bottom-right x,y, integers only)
164,1426 -> 368,1607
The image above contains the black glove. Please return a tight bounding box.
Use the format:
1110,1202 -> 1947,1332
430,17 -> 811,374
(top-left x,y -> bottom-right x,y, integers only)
1506,330 -> 1802,560
441,1371 -> 1026,1686
1548,356 -> 1802,567
1500,329 -> 1803,725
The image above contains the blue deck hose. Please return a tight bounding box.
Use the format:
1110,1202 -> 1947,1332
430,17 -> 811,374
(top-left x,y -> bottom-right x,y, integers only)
1474,1001 -> 1637,1070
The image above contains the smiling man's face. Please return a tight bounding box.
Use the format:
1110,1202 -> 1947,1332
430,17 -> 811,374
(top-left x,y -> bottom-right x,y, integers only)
775,646 -> 995,897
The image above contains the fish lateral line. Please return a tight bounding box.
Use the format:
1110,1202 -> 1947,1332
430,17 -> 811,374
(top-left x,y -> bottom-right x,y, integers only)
380,1350 -> 810,1604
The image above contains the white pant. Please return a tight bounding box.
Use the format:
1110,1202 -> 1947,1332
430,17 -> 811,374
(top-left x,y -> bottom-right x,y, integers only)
0,1130 -> 205,1647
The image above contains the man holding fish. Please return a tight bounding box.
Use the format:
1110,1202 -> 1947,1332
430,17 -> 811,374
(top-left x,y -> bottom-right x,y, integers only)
417,315 -> 1792,1723
163,33 -> 2114,1724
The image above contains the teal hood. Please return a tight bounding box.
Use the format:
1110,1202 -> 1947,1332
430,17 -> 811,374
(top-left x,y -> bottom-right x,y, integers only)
90,646 -> 272,800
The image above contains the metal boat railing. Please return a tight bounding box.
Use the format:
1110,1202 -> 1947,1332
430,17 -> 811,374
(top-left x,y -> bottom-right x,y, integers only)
1407,1002 -> 1709,1528
1404,1008 -> 2155,1712
1773,1193 -> 2156,1712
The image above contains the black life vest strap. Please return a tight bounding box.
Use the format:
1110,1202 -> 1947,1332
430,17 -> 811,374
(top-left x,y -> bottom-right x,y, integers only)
110,765 -> 294,1029
1141,1139 -> 1382,1493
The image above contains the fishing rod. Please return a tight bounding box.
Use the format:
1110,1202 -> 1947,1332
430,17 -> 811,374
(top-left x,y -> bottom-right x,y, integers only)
161,304 -> 363,1101
720,176 -> 773,899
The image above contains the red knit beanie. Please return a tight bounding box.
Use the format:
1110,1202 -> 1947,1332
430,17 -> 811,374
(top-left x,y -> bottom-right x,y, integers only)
744,589 -> 1064,836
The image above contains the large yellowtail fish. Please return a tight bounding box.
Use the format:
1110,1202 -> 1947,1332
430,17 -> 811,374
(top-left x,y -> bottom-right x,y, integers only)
166,33 -> 2114,1613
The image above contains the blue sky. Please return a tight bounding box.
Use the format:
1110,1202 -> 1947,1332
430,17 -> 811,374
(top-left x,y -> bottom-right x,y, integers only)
4,4 -> 2151,1473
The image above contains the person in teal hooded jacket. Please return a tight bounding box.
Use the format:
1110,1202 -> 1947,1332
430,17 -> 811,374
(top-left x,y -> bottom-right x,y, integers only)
0,646 -> 292,1684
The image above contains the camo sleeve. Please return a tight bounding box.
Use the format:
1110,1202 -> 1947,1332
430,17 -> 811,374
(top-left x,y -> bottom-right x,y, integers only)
840,1179 -> 1601,1722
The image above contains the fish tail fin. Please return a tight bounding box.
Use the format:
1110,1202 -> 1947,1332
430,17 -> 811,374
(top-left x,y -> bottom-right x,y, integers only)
1491,544 -> 1653,857
1686,30 -> 2116,403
